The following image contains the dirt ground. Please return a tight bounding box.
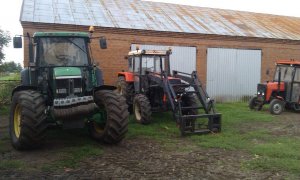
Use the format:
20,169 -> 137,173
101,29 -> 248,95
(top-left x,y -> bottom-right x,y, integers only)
0,112 -> 299,179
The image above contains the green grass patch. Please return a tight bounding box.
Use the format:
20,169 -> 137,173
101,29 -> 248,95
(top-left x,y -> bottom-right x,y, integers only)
0,160 -> 24,170
0,105 -> 10,115
0,73 -> 20,80
127,102 -> 300,176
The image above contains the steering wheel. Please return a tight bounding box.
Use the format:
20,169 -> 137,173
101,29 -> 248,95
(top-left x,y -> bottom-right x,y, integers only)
55,55 -> 73,65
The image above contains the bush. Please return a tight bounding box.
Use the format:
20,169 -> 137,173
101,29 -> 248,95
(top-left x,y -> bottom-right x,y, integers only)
0,81 -> 20,106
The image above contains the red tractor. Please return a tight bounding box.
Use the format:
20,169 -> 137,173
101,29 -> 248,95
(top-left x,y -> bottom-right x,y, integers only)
117,48 -> 221,135
249,60 -> 300,115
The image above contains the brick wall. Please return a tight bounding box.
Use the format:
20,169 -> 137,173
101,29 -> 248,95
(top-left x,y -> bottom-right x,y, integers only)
22,23 -> 300,86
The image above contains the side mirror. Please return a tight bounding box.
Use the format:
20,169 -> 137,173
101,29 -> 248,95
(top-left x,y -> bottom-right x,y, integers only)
99,37 -> 107,49
13,37 -> 22,48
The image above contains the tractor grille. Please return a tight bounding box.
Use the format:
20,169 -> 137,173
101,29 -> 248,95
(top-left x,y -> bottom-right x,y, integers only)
257,84 -> 267,98
55,77 -> 82,98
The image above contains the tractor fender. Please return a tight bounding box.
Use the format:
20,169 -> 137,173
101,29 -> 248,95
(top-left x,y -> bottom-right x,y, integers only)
276,96 -> 285,101
94,85 -> 117,92
21,68 -> 30,86
11,85 -> 38,99
118,72 -> 134,82
94,68 -> 104,86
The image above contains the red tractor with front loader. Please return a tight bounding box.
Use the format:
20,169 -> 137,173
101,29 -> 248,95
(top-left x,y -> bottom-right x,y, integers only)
249,60 -> 300,115
117,48 -> 221,135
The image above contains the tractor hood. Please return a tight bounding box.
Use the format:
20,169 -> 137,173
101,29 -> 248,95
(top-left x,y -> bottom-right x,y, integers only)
53,67 -> 82,79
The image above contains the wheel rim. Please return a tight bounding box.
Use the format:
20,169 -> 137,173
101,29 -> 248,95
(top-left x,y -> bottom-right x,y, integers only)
14,104 -> 21,138
92,111 -> 107,133
273,103 -> 282,114
117,83 -> 124,95
134,101 -> 142,122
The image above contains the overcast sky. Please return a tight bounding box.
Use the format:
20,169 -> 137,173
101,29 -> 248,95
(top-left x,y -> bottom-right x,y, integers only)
0,0 -> 300,66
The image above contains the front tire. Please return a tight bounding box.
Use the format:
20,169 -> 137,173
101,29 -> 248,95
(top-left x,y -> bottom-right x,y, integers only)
269,99 -> 285,115
180,94 -> 198,133
88,90 -> 128,144
9,90 -> 48,150
249,96 -> 263,111
116,76 -> 134,114
133,94 -> 152,124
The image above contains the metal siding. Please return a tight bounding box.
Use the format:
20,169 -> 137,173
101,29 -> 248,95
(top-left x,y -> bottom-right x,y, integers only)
21,0 -> 300,41
207,48 -> 261,102
131,44 -> 196,74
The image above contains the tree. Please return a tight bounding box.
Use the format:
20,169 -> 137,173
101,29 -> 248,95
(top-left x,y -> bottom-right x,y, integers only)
0,28 -> 11,64
0,61 -> 22,73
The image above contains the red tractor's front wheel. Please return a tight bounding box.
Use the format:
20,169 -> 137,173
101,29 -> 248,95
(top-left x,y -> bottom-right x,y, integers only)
133,94 -> 152,124
249,97 -> 263,111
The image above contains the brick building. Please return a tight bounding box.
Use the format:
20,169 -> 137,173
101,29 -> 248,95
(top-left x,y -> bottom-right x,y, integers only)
20,0 -> 300,101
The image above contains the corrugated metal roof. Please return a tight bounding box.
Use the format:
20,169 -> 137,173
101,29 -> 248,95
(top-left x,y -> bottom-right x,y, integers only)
20,0 -> 300,40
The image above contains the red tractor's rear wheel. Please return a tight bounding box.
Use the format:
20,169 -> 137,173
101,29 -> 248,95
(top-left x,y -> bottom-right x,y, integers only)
269,99 -> 285,115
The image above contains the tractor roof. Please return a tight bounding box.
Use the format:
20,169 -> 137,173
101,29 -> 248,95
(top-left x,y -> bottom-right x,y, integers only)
276,60 -> 300,66
33,32 -> 89,38
128,49 -> 171,56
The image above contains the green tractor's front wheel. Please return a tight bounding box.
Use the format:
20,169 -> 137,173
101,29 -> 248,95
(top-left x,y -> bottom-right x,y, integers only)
9,90 -> 48,150
88,90 -> 129,144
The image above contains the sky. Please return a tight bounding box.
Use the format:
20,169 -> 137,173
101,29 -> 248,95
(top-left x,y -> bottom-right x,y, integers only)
0,0 -> 300,66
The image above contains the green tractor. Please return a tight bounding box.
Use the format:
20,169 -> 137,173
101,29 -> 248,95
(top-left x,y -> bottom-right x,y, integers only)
11,29 -> 128,150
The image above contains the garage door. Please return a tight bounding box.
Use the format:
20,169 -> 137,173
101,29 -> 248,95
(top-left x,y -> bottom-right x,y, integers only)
131,44 -> 196,74
207,48 -> 261,102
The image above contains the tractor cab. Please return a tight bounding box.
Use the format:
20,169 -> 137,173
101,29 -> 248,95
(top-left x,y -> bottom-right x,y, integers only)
125,49 -> 175,93
249,60 -> 300,114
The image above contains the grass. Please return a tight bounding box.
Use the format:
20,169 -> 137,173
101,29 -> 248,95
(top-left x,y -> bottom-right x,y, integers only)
0,105 -> 10,115
0,160 -> 24,170
0,102 -> 298,177
0,73 -> 20,106
0,73 -> 20,80
127,102 -> 300,177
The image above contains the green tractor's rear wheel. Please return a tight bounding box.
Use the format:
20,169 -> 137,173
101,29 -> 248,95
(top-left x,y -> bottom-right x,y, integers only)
88,90 -> 128,144
133,94 -> 152,124
116,76 -> 134,114
9,90 -> 48,150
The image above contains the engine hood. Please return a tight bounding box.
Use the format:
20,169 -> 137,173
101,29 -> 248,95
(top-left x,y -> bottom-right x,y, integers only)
53,67 -> 82,79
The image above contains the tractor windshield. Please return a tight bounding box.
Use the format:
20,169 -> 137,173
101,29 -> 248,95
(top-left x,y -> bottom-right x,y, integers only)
274,65 -> 294,82
39,37 -> 89,66
139,55 -> 167,75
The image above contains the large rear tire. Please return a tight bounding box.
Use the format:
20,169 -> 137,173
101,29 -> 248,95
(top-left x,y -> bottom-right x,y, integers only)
9,90 -> 48,150
88,90 -> 128,144
133,94 -> 152,124
116,76 -> 134,114
269,99 -> 284,115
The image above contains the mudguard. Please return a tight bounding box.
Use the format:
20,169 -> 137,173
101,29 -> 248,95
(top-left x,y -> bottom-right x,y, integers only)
118,72 -> 134,82
11,85 -> 38,98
